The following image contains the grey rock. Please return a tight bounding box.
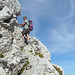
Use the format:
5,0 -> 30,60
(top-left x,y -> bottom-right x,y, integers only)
0,26 -> 65,75
0,0 -> 21,32
0,66 -> 6,75
5,0 -> 21,16
22,38 -> 59,75
1,44 -> 28,75
0,6 -> 12,21
0,0 -> 21,21
0,0 -> 65,75
0,28 -> 12,54
0,0 -> 6,10
53,64 -> 65,75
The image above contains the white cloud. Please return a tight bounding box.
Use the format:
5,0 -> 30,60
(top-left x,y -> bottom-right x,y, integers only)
64,0 -> 74,19
49,0 -> 75,53
49,23 -> 75,53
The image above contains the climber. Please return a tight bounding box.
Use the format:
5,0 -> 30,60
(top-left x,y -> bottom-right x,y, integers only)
18,16 -> 30,41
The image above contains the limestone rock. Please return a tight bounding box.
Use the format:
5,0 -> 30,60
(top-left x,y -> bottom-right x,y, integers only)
0,66 -> 6,75
0,0 -> 6,10
21,37 -> 59,75
0,25 -> 65,75
0,6 -> 12,21
0,0 -> 21,32
5,0 -> 21,16
0,43 -> 28,75
0,0 -> 65,75
53,64 -> 65,75
0,28 -> 12,54
0,0 -> 21,22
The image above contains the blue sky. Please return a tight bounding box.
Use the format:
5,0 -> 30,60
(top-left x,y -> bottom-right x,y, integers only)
18,0 -> 75,75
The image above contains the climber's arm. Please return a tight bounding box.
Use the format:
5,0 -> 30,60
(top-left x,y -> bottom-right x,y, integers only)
18,22 -> 25,27
20,22 -> 25,26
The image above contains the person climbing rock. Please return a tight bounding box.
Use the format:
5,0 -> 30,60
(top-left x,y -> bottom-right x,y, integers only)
18,16 -> 30,41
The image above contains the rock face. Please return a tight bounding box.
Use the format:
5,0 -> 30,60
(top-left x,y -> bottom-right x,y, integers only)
0,0 -> 21,21
0,0 -> 65,75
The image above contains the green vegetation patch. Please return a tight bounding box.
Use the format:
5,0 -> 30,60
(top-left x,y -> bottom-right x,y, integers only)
53,65 -> 62,75
20,47 -> 23,51
18,67 -> 25,75
29,50 -> 33,52
49,71 -> 54,73
25,60 -> 29,66
0,54 -> 5,58
18,60 -> 29,75
35,52 -> 44,58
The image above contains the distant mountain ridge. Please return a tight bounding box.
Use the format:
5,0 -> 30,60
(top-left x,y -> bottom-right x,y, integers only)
0,0 -> 65,75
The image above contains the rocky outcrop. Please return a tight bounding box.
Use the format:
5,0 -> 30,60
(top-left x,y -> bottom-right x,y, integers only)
0,26 -> 65,75
21,37 -> 59,75
0,0 -> 65,75
53,64 -> 65,75
0,0 -> 21,22
0,0 -> 21,32
0,66 -> 6,75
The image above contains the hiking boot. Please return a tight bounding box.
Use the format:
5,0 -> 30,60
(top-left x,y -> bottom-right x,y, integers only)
25,40 -> 29,45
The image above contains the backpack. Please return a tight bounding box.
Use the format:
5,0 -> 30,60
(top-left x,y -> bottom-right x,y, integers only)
28,20 -> 33,31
